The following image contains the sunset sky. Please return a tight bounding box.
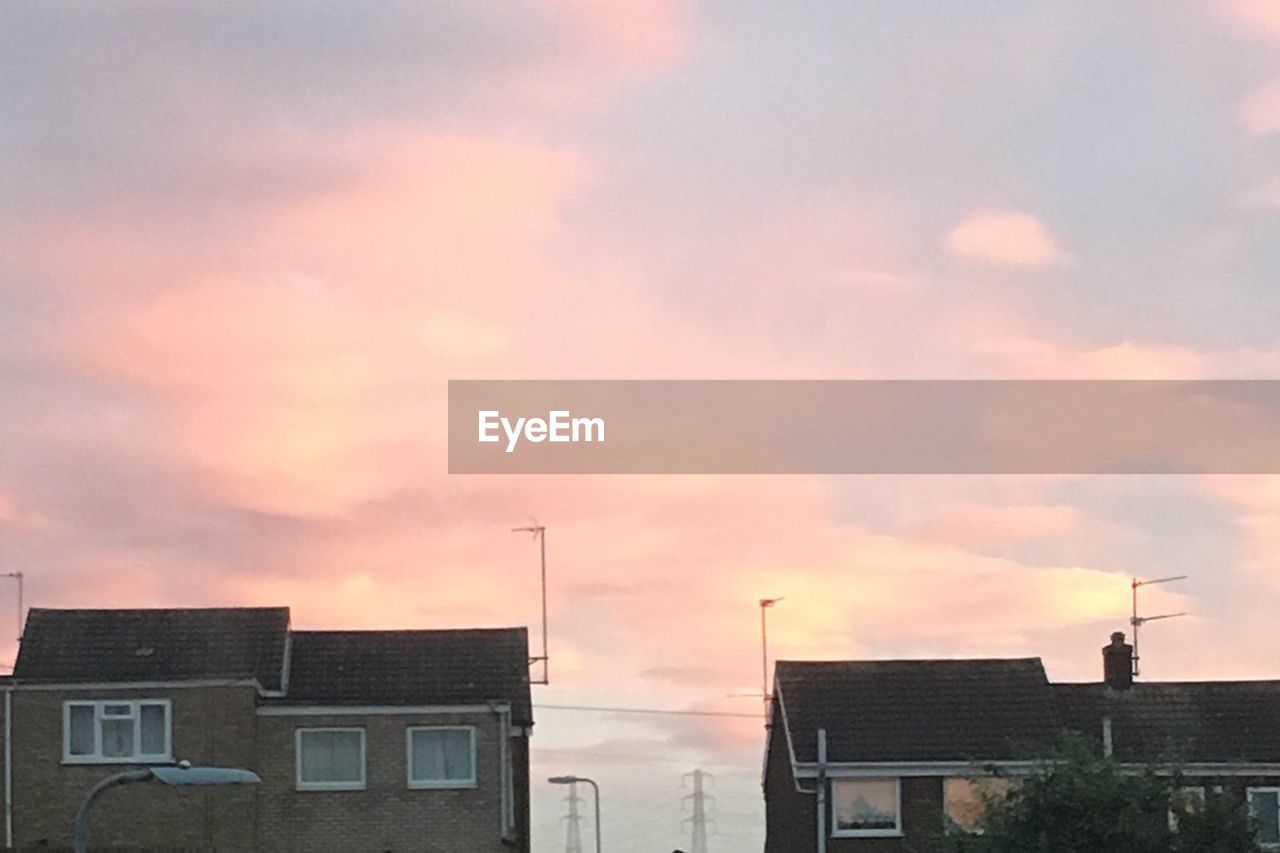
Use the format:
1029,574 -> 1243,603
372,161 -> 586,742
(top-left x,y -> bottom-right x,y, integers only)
5,2 -> 1280,850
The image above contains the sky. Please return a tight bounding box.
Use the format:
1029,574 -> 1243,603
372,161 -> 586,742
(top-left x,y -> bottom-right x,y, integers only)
3,1 -> 1280,850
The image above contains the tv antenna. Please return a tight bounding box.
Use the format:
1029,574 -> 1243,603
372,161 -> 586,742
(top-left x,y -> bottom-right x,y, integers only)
1130,575 -> 1187,677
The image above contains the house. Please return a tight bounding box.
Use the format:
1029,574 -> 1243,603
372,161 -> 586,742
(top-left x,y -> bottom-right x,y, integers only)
764,633 -> 1280,852
0,606 -> 533,853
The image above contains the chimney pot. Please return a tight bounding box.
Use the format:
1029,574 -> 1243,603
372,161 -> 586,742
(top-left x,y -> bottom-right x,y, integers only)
1103,632 -> 1134,690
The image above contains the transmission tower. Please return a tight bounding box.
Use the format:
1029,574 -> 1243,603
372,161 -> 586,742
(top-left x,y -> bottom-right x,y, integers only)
562,781 -> 584,853
682,769 -> 714,853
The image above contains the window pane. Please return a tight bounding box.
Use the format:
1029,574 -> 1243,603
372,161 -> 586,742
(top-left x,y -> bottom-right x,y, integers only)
946,777 -> 1012,833
101,717 -> 135,758
140,704 -> 167,755
101,704 -> 132,718
834,779 -> 898,832
411,729 -> 474,783
299,730 -> 363,785
1251,791 -> 1280,844
68,706 -> 95,756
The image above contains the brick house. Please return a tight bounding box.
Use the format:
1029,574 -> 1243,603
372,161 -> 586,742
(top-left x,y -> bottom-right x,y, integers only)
0,607 -> 533,852
764,633 -> 1280,852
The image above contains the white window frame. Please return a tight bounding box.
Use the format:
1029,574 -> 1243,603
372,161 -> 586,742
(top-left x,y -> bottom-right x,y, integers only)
1249,787 -> 1280,850
831,777 -> 903,838
62,699 -> 172,764
295,727 -> 367,792
406,725 -> 478,790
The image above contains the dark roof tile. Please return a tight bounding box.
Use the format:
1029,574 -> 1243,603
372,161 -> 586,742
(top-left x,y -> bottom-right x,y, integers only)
776,658 -> 1060,763
15,607 -> 290,690
1055,681 -> 1280,763
281,628 -> 532,724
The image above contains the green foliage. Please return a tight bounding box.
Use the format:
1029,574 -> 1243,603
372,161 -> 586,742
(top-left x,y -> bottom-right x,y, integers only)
946,738 -> 1263,853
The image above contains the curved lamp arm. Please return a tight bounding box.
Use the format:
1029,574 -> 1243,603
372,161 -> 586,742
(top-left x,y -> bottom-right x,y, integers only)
73,769 -> 155,853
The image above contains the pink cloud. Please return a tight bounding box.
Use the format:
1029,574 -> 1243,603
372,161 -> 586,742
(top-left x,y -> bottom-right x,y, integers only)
978,333 -> 1207,379
1240,81 -> 1280,134
1241,176 -> 1280,210
1222,0 -> 1280,45
550,0 -> 690,68
945,209 -> 1066,268
916,503 -> 1083,547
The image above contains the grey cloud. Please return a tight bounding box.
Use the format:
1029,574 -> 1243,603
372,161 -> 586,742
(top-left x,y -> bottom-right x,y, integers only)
0,1 -> 573,216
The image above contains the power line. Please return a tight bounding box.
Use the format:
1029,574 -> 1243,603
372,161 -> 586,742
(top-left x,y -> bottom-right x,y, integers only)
534,703 -> 759,719
532,747 -> 757,770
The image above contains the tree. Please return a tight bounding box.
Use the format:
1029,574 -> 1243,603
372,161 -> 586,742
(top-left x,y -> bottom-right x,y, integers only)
948,738 -> 1263,853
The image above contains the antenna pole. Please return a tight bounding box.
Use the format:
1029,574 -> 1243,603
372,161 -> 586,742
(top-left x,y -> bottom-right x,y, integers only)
513,525 -> 549,685
1129,574 -> 1188,678
2,572 -> 21,644
1131,577 -> 1140,677
759,598 -> 783,722
539,527 -> 548,684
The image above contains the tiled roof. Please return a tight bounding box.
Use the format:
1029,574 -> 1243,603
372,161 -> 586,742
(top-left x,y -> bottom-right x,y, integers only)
280,628 -> 532,724
776,658 -> 1061,763
15,607 -> 290,690
776,657 -> 1280,767
1055,680 -> 1280,764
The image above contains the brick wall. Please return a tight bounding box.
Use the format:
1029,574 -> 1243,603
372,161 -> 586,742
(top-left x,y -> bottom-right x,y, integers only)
8,685 -> 259,853
254,709 -> 517,853
5,688 -> 527,853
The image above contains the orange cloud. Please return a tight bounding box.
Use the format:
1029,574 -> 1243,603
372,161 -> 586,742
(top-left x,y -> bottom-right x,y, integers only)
945,209 -> 1065,268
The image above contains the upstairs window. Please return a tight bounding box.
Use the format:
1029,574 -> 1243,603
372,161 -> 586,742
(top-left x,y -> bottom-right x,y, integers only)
1249,788 -> 1280,848
408,726 -> 476,788
296,727 -> 366,791
832,778 -> 901,837
945,776 -> 1014,833
64,700 -> 171,763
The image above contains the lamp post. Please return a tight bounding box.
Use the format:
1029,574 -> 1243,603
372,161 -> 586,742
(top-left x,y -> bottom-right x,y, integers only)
73,763 -> 260,853
549,775 -> 601,853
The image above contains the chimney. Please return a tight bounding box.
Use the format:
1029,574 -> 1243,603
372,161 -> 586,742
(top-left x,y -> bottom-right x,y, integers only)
1103,631 -> 1133,690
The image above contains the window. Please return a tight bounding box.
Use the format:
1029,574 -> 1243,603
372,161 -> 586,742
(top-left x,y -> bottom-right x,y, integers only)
832,778 -> 901,837
407,726 -> 476,788
296,728 -> 366,791
1250,788 -> 1280,848
63,700 -> 171,763
945,777 -> 1013,833
1169,786 -> 1206,830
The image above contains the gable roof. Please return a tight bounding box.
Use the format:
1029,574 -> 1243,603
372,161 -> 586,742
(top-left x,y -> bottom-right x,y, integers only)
279,628 -> 532,724
1055,680 -> 1280,764
774,656 -> 1280,769
776,658 -> 1061,763
15,607 -> 290,691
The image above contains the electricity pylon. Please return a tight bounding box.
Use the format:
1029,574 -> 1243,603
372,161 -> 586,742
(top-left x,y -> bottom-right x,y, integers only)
682,769 -> 714,853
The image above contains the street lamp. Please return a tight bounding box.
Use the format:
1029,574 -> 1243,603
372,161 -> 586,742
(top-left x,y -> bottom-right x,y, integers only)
549,775 -> 601,853
73,763 -> 261,853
